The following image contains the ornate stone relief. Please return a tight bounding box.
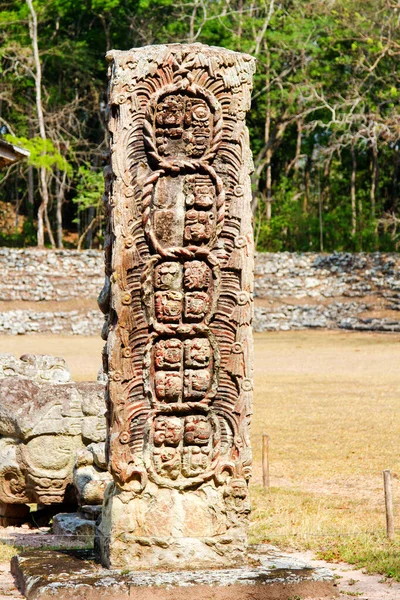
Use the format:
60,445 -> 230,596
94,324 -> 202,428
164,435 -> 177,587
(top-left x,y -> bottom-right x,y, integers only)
97,43 -> 255,569
0,354 -> 107,524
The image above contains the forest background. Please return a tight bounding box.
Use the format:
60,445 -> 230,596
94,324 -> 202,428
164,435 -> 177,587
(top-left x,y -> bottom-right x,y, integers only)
0,0 -> 399,252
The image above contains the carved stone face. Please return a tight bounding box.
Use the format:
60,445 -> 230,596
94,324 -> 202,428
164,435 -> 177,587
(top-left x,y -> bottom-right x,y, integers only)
184,210 -> 214,243
154,262 -> 182,291
155,371 -> 182,402
153,416 -> 184,447
189,370 -> 210,392
184,338 -> 211,367
156,96 -> 185,128
183,260 -> 210,290
186,103 -> 212,157
194,185 -> 214,208
153,446 -> 181,480
184,369 -> 210,400
184,415 -> 212,445
154,94 -> 212,159
229,479 -> 248,499
184,292 -> 210,320
154,339 -> 182,370
155,291 -> 183,323
192,103 -> 209,122
184,178 -> 215,210
182,446 -> 210,477
224,479 -> 251,515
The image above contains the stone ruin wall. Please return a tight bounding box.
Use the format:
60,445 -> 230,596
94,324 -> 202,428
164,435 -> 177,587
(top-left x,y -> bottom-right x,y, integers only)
255,252 -> 400,332
0,248 -> 399,333
0,249 -> 104,335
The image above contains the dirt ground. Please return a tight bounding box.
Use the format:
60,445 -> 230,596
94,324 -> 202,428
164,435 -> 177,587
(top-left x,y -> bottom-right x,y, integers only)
252,330 -> 400,487
1,534 -> 400,600
298,549 -> 400,599
1,330 -> 400,599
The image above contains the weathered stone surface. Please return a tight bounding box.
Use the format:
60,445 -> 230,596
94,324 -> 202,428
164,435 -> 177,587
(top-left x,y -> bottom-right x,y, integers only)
80,505 -> 102,520
0,355 -> 107,524
97,43 -> 255,569
73,443 -> 112,506
0,309 -> 103,336
253,252 -> 400,331
11,546 -> 338,600
0,354 -> 71,383
52,513 -> 95,538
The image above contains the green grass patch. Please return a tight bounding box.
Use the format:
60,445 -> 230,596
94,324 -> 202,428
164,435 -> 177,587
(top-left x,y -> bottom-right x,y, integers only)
317,533 -> 400,582
0,542 -> 20,562
0,540 -> 92,562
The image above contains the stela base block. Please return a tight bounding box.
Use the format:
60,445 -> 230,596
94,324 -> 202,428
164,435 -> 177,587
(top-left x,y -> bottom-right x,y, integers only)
11,546 -> 339,600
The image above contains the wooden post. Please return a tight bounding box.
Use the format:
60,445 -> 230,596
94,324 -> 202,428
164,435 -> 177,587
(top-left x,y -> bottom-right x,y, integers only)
262,434 -> 270,490
383,469 -> 395,541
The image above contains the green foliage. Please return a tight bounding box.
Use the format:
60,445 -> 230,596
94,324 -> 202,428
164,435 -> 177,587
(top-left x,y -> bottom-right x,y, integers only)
0,219 -> 37,248
73,166 -> 103,214
317,534 -> 400,582
0,0 -> 399,250
5,136 -> 72,174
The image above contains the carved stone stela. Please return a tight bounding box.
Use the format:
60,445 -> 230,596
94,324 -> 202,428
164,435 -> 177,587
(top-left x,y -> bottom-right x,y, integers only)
97,43 -> 255,569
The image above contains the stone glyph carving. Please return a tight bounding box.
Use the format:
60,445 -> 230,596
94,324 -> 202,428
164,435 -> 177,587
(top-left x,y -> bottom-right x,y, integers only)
97,43 -> 255,569
0,354 -> 108,525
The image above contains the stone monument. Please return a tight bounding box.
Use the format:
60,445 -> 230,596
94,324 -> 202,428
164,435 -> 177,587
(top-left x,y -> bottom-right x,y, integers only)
0,354 -> 107,526
97,43 -> 256,570
10,45 -> 338,600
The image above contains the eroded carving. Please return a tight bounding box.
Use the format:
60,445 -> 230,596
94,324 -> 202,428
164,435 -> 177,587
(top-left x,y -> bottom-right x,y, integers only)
0,354 -> 108,525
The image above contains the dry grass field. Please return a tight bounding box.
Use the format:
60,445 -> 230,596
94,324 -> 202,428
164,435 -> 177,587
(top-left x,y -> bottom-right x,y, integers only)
249,331 -> 400,578
251,330 -> 400,506
1,330 -> 400,577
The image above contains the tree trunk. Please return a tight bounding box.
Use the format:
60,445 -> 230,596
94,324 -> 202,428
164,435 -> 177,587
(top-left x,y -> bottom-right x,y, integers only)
27,166 -> 34,208
265,149 -> 272,221
350,142 -> 357,237
264,42 -> 272,221
321,156 -> 332,213
14,172 -> 20,229
303,153 -> 312,214
284,118 -> 302,176
237,0 -> 243,43
188,0 -> 199,42
77,215 -> 102,251
370,141 -> 378,219
44,197 -> 56,248
294,118 -> 302,174
318,168 -> 323,252
26,0 -> 55,248
392,148 -> 400,213
27,109 -> 34,216
56,168 -> 67,248
37,188 -> 45,247
39,166 -> 55,248
99,14 -> 111,53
